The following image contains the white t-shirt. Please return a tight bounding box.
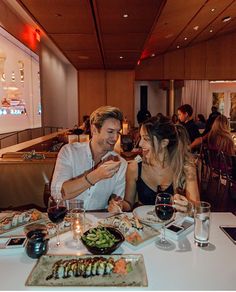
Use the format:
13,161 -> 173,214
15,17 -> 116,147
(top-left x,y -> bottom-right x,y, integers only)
51,142 -> 127,210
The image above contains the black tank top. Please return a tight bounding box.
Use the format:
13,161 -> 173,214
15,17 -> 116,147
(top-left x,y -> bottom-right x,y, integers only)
136,162 -> 174,205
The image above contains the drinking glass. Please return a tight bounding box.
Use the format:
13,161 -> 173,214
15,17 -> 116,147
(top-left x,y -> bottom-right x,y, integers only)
194,201 -> 211,247
68,199 -> 85,242
47,196 -> 67,247
155,192 -> 175,249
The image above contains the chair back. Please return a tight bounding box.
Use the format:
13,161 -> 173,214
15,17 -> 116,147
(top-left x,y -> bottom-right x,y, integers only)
220,151 -> 233,180
208,148 -> 221,175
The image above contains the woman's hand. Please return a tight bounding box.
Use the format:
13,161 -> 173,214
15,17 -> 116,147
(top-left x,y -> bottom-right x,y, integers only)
173,194 -> 191,213
108,195 -> 123,213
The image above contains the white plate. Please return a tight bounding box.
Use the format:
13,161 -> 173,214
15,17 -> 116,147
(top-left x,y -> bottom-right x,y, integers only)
133,205 -> 174,228
25,254 -> 148,287
98,213 -> 160,250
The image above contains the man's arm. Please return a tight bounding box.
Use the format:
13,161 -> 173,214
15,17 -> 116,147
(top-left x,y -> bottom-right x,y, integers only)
62,160 -> 122,200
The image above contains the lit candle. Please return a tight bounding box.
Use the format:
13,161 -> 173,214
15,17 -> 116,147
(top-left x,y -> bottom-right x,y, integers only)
122,122 -> 129,135
79,134 -> 90,142
72,219 -> 82,240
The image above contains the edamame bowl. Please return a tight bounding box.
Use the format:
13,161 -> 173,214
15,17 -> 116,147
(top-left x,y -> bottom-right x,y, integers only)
81,226 -> 124,254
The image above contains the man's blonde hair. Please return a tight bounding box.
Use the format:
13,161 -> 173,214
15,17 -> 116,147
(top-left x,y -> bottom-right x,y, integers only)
90,106 -> 123,130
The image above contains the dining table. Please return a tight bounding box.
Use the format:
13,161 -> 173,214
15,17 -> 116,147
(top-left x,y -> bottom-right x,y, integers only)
0,211 -> 236,290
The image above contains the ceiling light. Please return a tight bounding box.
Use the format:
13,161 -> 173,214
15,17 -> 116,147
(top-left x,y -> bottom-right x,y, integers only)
222,16 -> 231,23
210,29 -> 213,33
210,80 -> 236,83
55,13 -> 62,17
78,56 -> 89,60
165,33 -> 173,39
119,56 -> 123,59
211,8 -> 215,12
137,60 -> 141,65
123,14 -> 128,18
151,53 -> 155,57
184,37 -> 188,41
177,45 -> 180,49
193,25 -> 199,31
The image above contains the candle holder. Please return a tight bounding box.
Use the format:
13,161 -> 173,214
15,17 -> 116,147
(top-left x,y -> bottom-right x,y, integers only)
68,199 -> 85,242
72,218 -> 83,241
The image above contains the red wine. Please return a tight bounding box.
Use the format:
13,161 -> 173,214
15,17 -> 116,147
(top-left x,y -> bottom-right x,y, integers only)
155,204 -> 174,221
48,206 -> 67,223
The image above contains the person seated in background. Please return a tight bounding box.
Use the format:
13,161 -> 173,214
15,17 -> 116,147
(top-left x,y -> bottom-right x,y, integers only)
137,109 -> 151,125
201,106 -> 221,137
171,113 -> 178,124
79,115 -> 91,135
208,114 -> 235,155
196,114 -> 206,129
190,114 -> 235,155
177,104 -> 200,143
108,115 -> 200,213
51,106 -> 127,210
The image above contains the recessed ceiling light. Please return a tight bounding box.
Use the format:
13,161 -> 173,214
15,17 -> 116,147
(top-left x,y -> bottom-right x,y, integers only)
211,8 -> 215,12
151,53 -> 155,57
78,56 -> 89,59
177,45 -> 180,49
210,29 -> 213,33
184,37 -> 188,41
193,25 -> 199,31
119,56 -> 123,59
222,16 -> 231,22
123,14 -> 128,18
165,33 -> 173,39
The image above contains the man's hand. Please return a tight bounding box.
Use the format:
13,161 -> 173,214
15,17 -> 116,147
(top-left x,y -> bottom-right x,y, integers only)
95,160 -> 121,180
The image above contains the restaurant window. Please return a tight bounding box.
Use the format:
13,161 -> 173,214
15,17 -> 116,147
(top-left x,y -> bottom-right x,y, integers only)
0,27 -> 41,134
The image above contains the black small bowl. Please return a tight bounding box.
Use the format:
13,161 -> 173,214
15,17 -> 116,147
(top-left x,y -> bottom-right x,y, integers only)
81,226 -> 124,255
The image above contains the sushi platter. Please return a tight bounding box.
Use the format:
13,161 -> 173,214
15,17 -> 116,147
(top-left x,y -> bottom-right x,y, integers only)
25,254 -> 148,287
99,213 -> 160,249
0,209 -> 45,235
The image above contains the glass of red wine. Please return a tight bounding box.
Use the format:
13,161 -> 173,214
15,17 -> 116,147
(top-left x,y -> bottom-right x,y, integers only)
47,196 -> 67,247
155,192 -> 175,250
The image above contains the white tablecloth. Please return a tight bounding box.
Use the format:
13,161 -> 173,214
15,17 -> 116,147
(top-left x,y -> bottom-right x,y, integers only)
0,212 -> 236,290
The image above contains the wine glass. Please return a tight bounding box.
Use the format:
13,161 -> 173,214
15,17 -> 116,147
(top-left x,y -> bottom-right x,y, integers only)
47,196 -> 67,247
155,192 -> 175,250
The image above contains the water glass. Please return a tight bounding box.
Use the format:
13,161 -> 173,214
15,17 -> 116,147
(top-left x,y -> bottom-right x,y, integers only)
194,201 -> 211,247
68,199 -> 85,241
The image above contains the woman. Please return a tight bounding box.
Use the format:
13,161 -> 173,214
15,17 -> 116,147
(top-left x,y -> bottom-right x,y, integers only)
109,115 -> 200,212
208,115 -> 235,155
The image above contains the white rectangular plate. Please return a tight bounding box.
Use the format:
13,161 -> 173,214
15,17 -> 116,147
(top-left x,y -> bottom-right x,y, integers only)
99,213 -> 160,249
25,254 -> 148,287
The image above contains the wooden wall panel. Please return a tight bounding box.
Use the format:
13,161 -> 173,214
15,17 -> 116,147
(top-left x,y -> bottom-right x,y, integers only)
164,49 -> 185,79
206,34 -> 233,80
135,31 -> 236,80
185,42 -> 206,79
135,55 -> 164,80
78,70 -> 106,123
106,71 -> 135,125
231,33 -> 236,78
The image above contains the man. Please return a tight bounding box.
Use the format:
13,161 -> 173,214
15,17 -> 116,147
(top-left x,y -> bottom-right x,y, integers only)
51,106 -> 127,210
177,104 -> 200,143
201,106 -> 221,136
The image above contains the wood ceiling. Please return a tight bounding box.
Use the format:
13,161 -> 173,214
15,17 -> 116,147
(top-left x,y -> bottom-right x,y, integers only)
17,0 -> 236,70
